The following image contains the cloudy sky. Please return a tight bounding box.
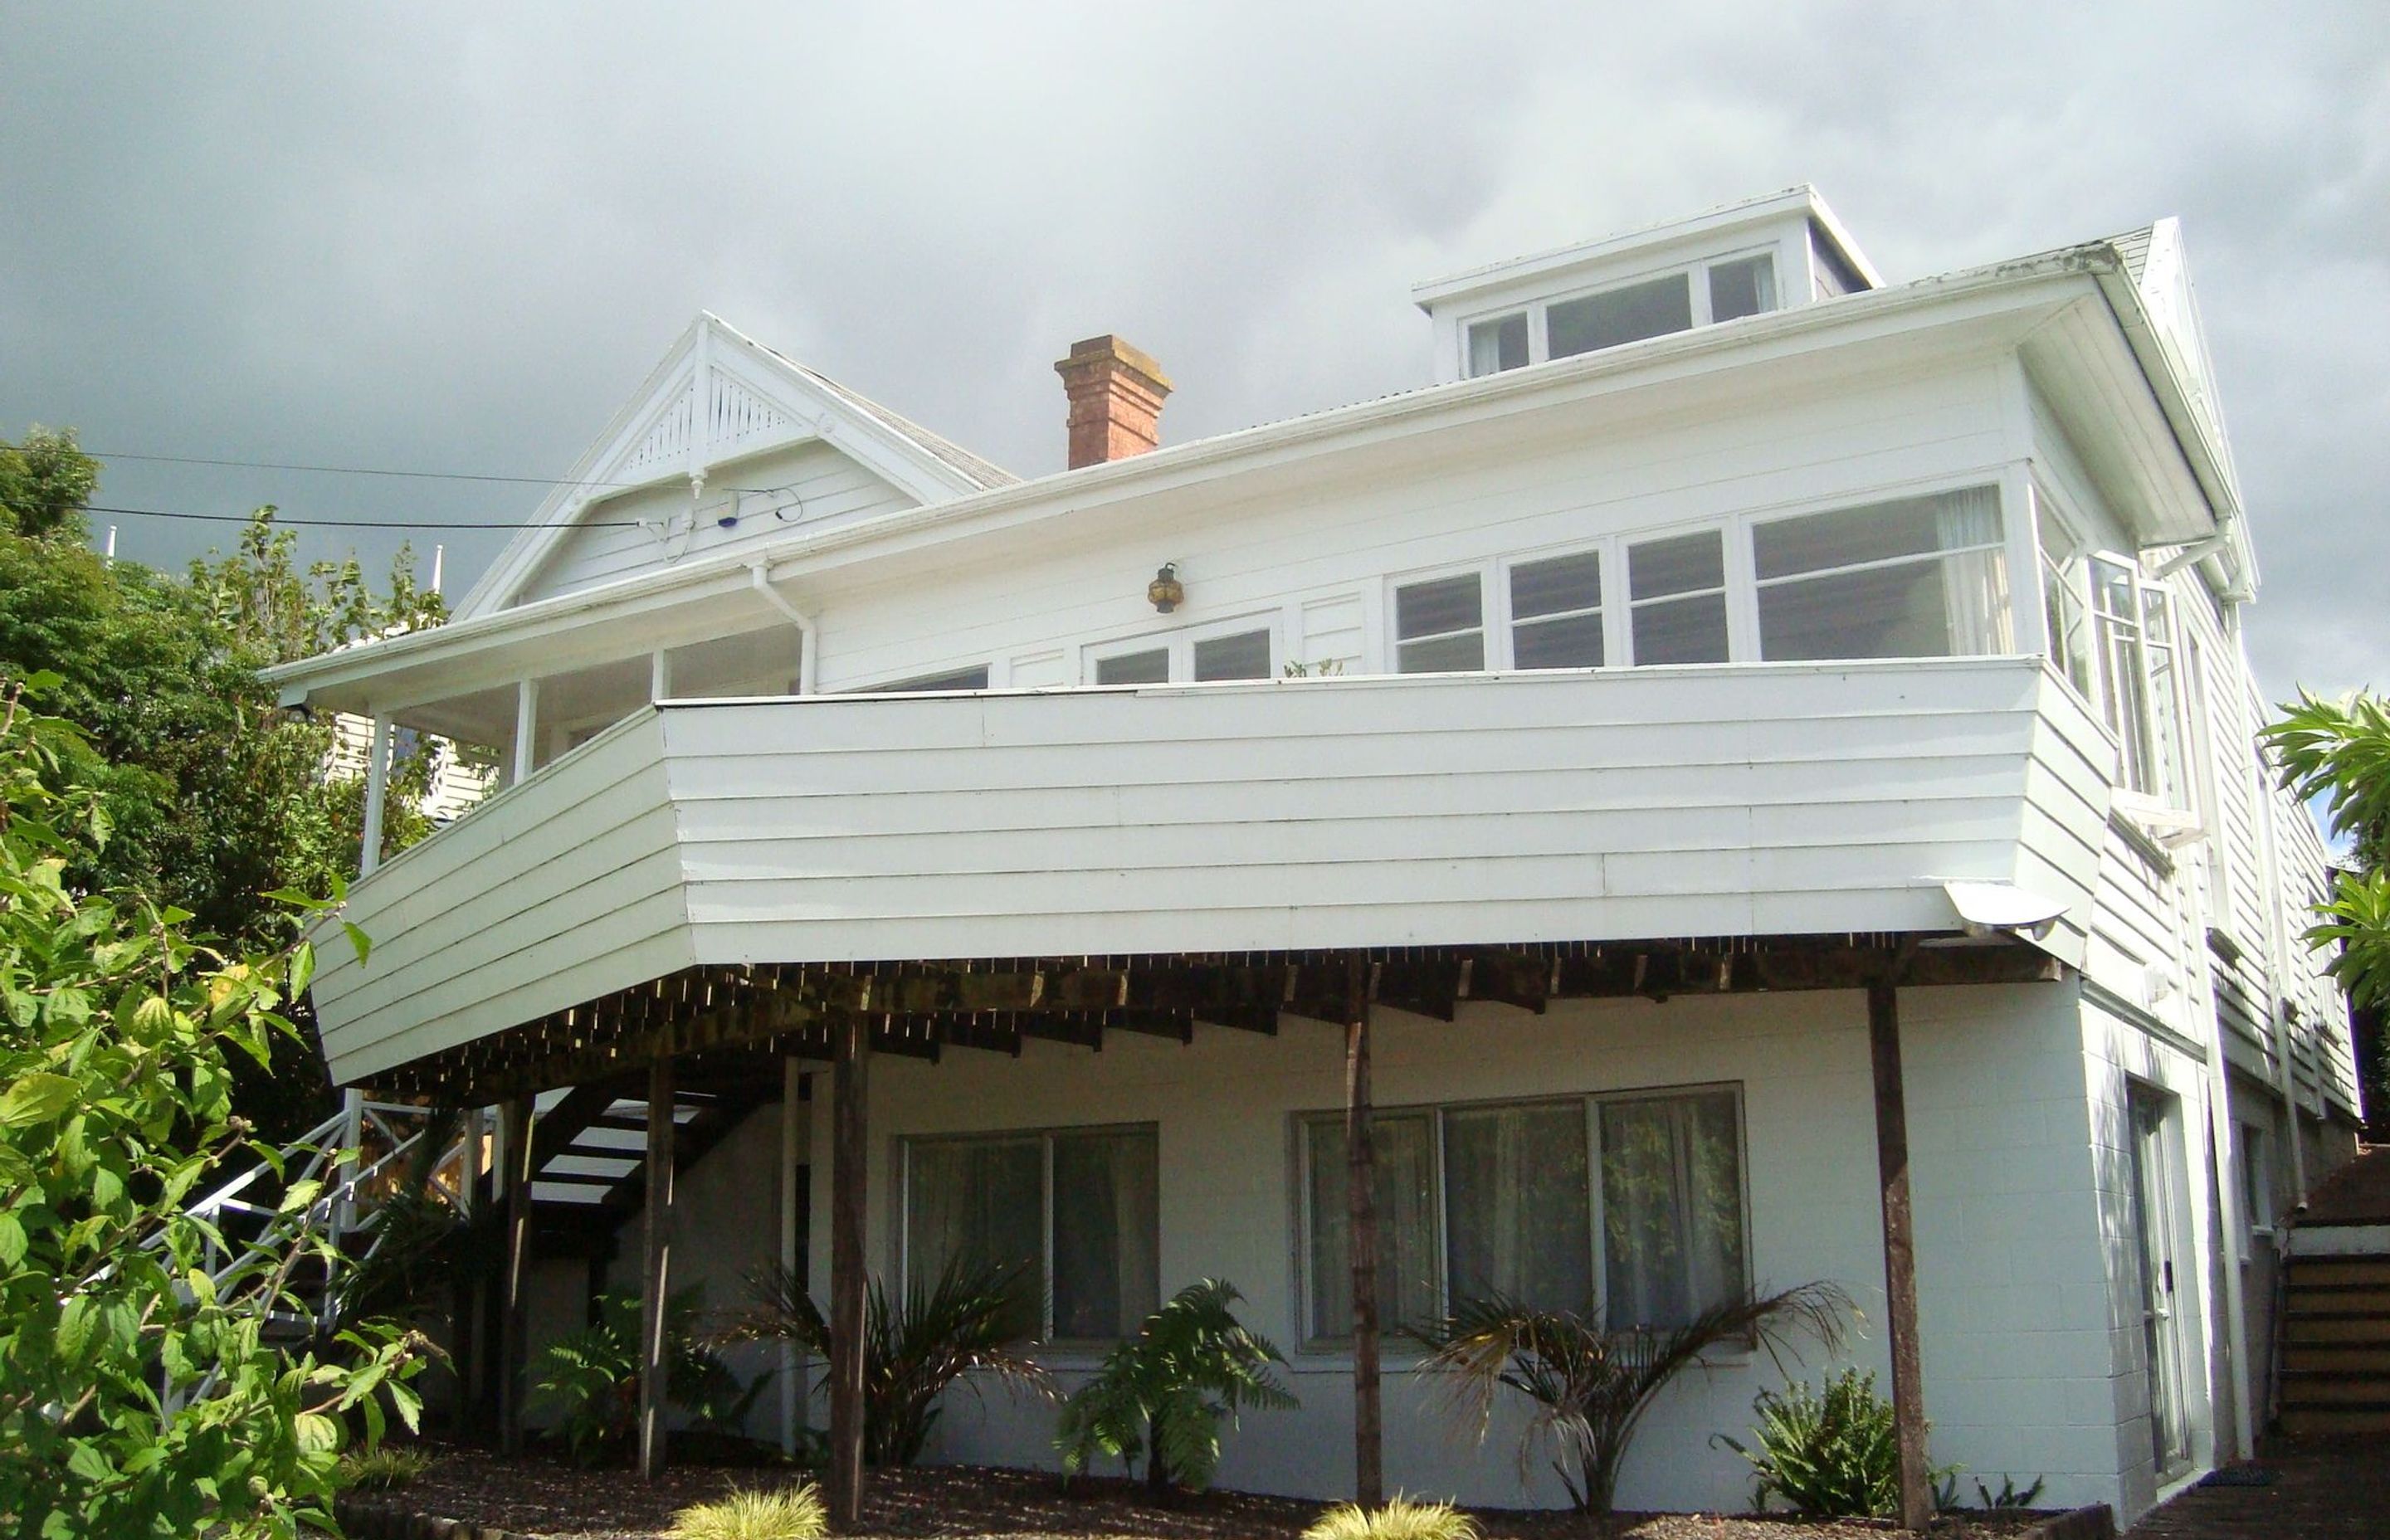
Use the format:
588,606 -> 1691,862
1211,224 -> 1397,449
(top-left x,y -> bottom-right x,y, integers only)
3,3 -> 2383,694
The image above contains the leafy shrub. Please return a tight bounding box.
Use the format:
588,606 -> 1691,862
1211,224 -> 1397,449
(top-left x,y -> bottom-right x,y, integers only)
537,1288 -> 761,1464
665,1484 -> 829,1540
1417,1283 -> 1848,1513
335,1445 -> 434,1490
1056,1278 -> 1296,1492
1303,1495 -> 1481,1540
1714,1367 -> 1960,1517
717,1255 -> 1051,1466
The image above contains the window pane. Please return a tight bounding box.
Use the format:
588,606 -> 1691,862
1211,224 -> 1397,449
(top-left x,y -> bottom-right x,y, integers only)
1631,593 -> 1729,665
1627,531 -> 1724,601
1444,1104 -> 1592,1312
1514,612 -> 1605,670
1548,275 -> 1693,358
1397,631 -> 1485,674
906,1138 -> 1043,1340
1708,256 -> 1778,322
1096,648 -> 1170,686
1307,1114 -> 1439,1340
1467,313 -> 1529,378
1510,551 -> 1602,620
1193,628 -> 1272,681
1396,575 -> 1482,640
1753,500 -> 1947,582
1600,1092 -> 1746,1331
2043,557 -> 2095,698
1051,1129 -> 1159,1339
1758,562 -> 1956,660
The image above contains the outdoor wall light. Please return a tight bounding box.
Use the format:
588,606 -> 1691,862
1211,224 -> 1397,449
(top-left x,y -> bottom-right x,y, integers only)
1147,562 -> 1183,613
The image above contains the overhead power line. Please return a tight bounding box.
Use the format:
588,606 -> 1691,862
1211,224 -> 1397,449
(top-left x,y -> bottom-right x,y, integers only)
84,503 -> 646,531
85,447 -> 787,495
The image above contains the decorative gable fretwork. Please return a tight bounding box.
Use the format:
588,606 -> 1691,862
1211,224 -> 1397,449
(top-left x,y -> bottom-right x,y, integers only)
619,382 -> 698,479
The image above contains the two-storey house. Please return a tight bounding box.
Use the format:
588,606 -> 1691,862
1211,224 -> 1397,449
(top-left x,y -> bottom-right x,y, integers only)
269,188 -> 2361,1526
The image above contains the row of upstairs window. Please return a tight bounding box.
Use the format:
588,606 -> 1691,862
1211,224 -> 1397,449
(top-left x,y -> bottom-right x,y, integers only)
895,1084 -> 1749,1349
1465,250 -> 1780,379
1392,483 -> 2011,674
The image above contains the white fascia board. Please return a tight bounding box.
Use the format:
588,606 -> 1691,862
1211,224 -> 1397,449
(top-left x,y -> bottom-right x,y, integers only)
1410,186 -> 1835,309
268,257 -> 2110,709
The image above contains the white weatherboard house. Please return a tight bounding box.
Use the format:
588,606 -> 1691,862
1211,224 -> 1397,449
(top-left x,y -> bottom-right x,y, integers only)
271,188 -> 2362,1526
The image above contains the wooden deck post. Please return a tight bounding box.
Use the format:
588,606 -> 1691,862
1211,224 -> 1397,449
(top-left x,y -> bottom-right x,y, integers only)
827,1014 -> 870,1529
638,1054 -> 676,1481
1344,954 -> 1383,1508
498,1094 -> 534,1455
1867,979 -> 1932,1531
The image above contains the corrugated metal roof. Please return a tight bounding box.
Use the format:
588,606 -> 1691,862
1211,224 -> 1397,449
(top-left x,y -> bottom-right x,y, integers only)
755,342 -> 1019,490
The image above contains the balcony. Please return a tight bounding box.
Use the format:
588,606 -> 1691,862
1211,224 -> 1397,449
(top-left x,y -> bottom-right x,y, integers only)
310,656 -> 2113,1089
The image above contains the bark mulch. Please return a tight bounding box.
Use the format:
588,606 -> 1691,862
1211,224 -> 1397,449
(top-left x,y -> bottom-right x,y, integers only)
354,1443 -> 2066,1540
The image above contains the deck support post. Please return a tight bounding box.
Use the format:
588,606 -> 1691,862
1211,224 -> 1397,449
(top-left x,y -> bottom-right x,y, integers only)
778,1055 -> 804,1459
497,1094 -> 534,1455
639,1054 -> 676,1481
827,1015 -> 870,1529
1344,954 -> 1383,1508
1868,978 -> 1932,1532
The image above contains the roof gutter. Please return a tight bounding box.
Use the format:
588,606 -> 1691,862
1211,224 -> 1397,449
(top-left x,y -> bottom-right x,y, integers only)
2083,251 -> 2255,602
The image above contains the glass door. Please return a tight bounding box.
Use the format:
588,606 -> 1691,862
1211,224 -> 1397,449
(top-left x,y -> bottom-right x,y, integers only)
2126,1087 -> 2192,1478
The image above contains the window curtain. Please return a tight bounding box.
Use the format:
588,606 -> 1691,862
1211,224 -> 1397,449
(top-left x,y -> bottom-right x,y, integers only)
1307,1114 -> 1438,1340
905,1138 -> 1043,1340
1443,1104 -> 1592,1312
1051,1129 -> 1159,1339
1598,1093 -> 1746,1330
1935,485 -> 2012,654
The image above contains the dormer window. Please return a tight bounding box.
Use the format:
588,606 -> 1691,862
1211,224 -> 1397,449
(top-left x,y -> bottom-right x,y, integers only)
1457,252 -> 1782,379
1466,312 -> 1529,378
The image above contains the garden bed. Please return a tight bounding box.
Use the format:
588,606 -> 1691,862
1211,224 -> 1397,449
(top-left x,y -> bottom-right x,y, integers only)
341,1443 -> 2095,1540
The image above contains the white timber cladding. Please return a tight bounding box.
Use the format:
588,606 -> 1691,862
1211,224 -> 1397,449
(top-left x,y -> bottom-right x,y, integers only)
304,657 -> 2110,1087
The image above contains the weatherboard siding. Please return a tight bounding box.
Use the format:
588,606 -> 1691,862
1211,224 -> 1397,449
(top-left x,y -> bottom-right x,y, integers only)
307,658 -> 2106,1086
519,438 -> 916,605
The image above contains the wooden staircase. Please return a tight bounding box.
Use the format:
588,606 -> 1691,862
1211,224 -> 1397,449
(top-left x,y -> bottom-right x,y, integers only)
2278,1145 -> 2390,1435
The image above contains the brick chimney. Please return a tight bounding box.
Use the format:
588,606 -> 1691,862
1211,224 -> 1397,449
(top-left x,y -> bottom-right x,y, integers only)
1054,335 -> 1172,470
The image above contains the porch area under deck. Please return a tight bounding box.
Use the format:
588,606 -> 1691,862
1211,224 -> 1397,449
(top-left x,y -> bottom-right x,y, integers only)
312,657 -> 2114,1525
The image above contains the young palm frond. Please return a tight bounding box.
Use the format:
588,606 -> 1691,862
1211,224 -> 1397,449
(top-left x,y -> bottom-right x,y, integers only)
1415,1281 -> 1850,1513
334,1445 -> 434,1490
665,1484 -> 829,1540
717,1255 -> 1052,1466
1303,1496 -> 1481,1540
1056,1278 -> 1297,1492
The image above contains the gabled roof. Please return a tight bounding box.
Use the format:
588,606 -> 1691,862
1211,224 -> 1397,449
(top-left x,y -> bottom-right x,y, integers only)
457,313 -> 1013,619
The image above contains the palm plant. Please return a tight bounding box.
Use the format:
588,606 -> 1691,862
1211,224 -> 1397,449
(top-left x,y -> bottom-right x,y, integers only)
1054,1278 -> 1297,1493
716,1255 -> 1051,1466
1413,1281 -> 1850,1513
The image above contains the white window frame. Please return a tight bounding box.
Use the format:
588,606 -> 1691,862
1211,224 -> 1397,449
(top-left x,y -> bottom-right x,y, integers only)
1081,612 -> 1283,685
1292,1083 -> 1751,1352
898,1120 -> 1160,1345
2087,553 -> 2197,819
1388,563 -> 1497,675
1451,246 -> 1783,378
1744,488 -> 2012,663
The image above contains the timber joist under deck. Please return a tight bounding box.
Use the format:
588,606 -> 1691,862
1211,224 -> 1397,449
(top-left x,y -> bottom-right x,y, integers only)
363,933 -> 2066,1105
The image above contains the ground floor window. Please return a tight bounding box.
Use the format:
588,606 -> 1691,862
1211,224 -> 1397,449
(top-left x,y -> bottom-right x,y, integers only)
1299,1085 -> 1746,1344
903,1123 -> 1159,1342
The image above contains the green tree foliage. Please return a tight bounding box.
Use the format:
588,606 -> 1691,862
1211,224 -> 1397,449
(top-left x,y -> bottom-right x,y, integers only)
534,1289 -> 761,1465
0,431 -> 452,1138
1054,1279 -> 1295,1493
2265,692 -> 2390,1118
0,682 -> 426,1538
0,426 -> 98,539
1413,1282 -> 1849,1513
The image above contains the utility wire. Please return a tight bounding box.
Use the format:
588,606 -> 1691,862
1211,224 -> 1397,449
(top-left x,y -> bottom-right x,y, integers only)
85,503 -> 647,531
85,447 -> 783,495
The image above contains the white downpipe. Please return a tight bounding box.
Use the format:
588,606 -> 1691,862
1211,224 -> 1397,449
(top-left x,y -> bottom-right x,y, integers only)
511,679 -> 541,787
359,714 -> 392,876
748,563 -> 817,695
2231,604 -> 2310,1206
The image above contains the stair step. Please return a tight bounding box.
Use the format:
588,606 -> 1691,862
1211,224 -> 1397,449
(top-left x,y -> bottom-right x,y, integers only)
2285,1283 -> 2390,1313
2286,1315 -> 2390,1344
2280,1370 -> 2390,1404
2284,1343 -> 2390,1374
2280,1405 -> 2390,1435
2290,1256 -> 2390,1286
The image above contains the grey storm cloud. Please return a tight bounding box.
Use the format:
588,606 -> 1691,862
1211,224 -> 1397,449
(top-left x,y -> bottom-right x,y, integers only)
2,2 -> 2383,694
